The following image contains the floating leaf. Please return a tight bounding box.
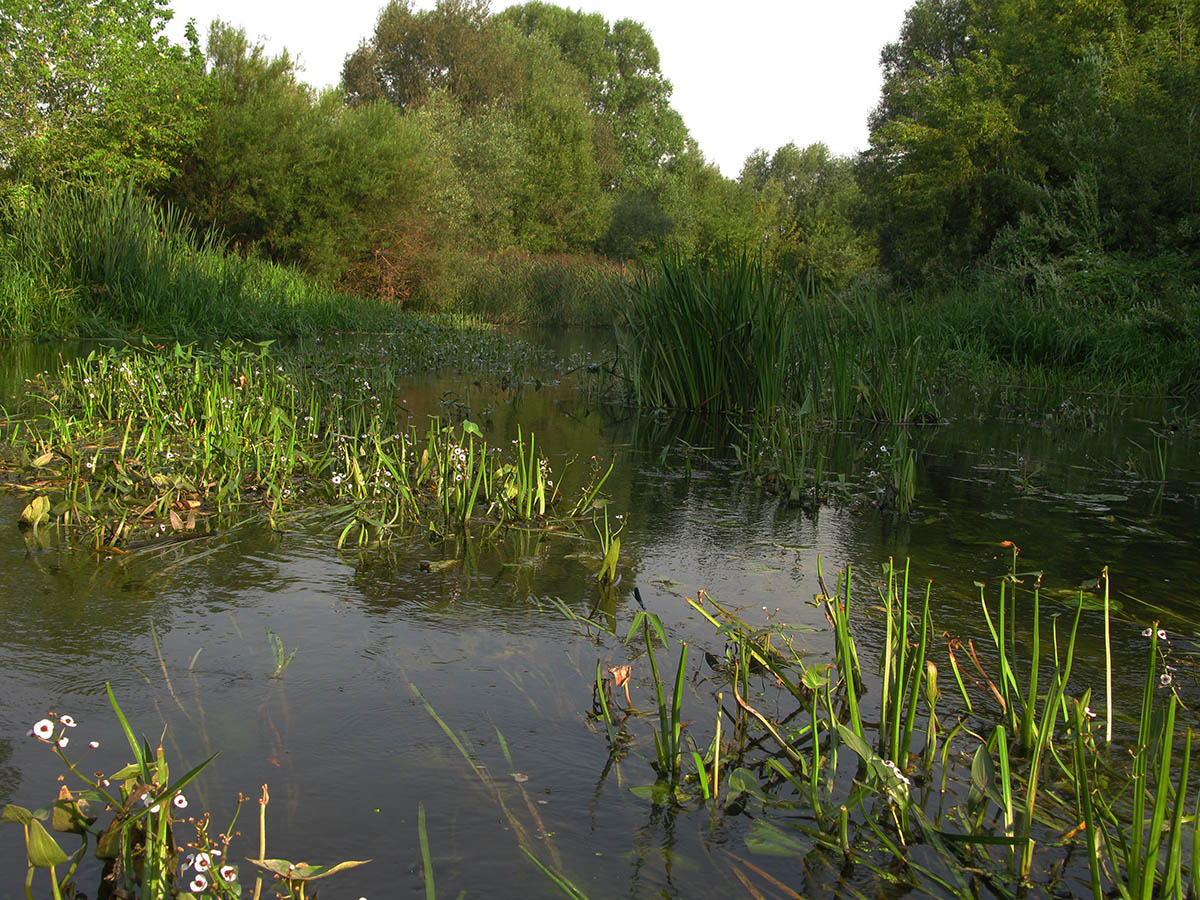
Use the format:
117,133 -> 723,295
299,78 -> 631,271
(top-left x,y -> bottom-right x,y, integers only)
726,767 -> 765,800
247,858 -> 371,881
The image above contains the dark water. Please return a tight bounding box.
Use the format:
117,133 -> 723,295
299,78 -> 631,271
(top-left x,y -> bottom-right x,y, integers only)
1,333 -> 1198,898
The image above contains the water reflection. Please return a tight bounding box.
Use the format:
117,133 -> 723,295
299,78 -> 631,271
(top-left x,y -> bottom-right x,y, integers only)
0,335 -> 1198,897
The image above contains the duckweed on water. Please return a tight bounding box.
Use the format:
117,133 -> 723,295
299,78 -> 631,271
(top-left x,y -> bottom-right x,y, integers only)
0,340 -> 611,551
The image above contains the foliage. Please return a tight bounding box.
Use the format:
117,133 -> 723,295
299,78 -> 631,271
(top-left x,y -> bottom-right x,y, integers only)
497,2 -> 689,192
559,553 -> 1200,897
4,692 -> 367,900
0,180 -> 409,338
740,142 -> 877,288
2,339 -> 615,552
342,0 -> 524,111
0,0 -> 207,190
860,0 -> 1200,284
616,253 -> 802,412
164,22 -> 433,283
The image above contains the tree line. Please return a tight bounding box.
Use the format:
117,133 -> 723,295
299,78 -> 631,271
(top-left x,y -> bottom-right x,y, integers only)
2,0 -> 1197,308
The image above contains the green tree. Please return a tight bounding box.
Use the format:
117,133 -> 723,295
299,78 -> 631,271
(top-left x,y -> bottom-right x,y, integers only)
341,2 -> 608,253
0,0 -> 206,188
167,21 -> 432,282
498,3 -> 689,191
862,0 -> 1200,283
741,142 -> 876,285
342,0 -> 524,110
655,144 -> 759,261
508,36 -> 609,251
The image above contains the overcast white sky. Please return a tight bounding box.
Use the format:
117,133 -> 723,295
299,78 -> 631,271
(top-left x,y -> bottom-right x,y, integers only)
164,0 -> 914,178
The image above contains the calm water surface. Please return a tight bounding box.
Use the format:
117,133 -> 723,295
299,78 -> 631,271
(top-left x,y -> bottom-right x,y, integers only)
1,333 -> 1198,898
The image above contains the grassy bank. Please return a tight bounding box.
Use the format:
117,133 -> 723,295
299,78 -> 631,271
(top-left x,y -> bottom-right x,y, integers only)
409,249 -> 626,326
0,181 -> 626,337
0,182 -> 407,339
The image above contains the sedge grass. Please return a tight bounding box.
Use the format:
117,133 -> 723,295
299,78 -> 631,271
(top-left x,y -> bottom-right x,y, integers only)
616,253 -> 802,413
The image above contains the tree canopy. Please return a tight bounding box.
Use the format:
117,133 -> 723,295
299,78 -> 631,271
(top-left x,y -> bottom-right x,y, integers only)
860,0 -> 1200,283
0,0 -> 206,188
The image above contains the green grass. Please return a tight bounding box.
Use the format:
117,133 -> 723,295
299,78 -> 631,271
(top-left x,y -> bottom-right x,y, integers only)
616,253 -> 802,412
428,250 -> 626,327
0,181 -> 436,340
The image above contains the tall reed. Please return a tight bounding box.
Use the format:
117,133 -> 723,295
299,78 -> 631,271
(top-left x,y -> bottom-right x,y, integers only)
616,254 -> 802,412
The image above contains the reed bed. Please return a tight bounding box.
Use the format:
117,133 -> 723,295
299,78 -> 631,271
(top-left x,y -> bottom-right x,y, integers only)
615,254 -> 801,413
1,341 -> 610,551
555,553 -> 1198,898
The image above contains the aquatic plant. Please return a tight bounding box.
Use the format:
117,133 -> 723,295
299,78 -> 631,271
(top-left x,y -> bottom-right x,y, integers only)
0,341 -> 612,553
615,253 -> 801,412
552,553 -> 1200,897
4,692 -> 367,900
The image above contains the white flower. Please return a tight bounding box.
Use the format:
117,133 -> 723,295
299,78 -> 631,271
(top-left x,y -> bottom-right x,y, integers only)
31,719 -> 54,740
1158,629 -> 1167,640
89,740 -> 100,748
219,865 -> 236,881
194,852 -> 211,872
1161,673 -> 1174,686
59,715 -> 76,728
57,736 -> 69,748
173,793 -> 188,809
1143,627 -> 1154,637
183,853 -> 195,869
189,874 -> 208,892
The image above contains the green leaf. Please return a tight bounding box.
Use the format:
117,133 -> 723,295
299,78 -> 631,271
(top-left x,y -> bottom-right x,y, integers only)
27,818 -> 70,867
247,858 -> 371,880
726,767 -> 764,800
106,683 -> 150,783
801,666 -> 830,691
19,495 -> 51,526
1,804 -> 34,825
461,421 -> 483,438
628,783 -> 683,806
52,786 -> 95,835
109,763 -> 142,781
